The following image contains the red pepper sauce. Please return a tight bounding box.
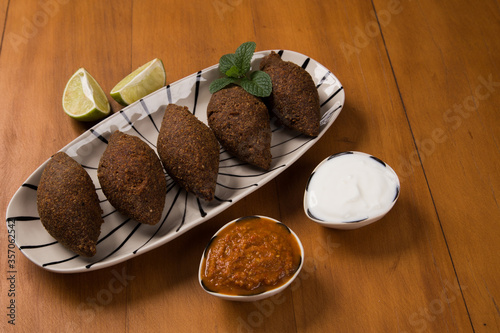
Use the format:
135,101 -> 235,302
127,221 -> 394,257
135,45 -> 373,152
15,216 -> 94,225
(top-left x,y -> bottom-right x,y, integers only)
201,216 -> 302,296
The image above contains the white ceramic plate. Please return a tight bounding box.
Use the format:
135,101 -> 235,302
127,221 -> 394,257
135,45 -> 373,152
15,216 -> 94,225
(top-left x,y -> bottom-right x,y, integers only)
5,50 -> 345,273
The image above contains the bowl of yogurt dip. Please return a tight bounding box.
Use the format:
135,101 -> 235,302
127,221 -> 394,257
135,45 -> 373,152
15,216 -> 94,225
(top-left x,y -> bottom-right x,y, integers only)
303,151 -> 400,229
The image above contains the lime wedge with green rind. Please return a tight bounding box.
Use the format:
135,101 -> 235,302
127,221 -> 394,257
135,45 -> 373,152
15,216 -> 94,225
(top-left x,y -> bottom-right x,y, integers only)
110,58 -> 166,106
62,68 -> 111,122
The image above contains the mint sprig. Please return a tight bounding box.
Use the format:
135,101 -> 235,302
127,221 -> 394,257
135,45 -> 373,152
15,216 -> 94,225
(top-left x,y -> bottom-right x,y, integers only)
209,42 -> 272,97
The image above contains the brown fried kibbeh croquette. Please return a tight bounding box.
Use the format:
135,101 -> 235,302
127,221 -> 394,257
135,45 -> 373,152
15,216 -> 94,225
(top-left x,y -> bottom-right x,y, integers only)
37,152 -> 103,257
207,85 -> 272,170
98,131 -> 167,225
157,104 -> 219,201
259,51 -> 321,137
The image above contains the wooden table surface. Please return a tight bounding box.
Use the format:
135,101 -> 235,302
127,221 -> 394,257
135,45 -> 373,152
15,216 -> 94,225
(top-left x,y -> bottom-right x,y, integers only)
1,0 -> 499,332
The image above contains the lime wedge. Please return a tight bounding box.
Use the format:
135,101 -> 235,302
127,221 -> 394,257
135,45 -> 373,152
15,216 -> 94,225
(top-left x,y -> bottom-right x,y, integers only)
62,68 -> 111,122
110,58 -> 166,106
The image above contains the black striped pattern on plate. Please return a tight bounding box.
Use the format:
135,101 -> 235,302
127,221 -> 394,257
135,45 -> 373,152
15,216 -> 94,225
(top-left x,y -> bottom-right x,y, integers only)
5,50 -> 345,273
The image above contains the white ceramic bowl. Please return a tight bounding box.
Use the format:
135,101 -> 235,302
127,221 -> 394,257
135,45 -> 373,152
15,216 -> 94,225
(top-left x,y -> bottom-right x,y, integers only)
199,215 -> 304,302
304,151 -> 400,230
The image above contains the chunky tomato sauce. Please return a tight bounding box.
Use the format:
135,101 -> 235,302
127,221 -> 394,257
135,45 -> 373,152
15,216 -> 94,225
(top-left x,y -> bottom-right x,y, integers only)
201,216 -> 302,296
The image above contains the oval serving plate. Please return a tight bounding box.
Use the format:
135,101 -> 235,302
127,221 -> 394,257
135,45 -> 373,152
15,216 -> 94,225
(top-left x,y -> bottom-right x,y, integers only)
5,50 -> 345,273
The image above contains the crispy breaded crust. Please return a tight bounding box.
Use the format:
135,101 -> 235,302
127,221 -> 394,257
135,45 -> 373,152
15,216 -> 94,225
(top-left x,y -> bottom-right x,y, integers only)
157,104 -> 219,201
260,51 -> 320,137
207,85 -> 272,170
37,152 -> 103,257
98,131 -> 167,225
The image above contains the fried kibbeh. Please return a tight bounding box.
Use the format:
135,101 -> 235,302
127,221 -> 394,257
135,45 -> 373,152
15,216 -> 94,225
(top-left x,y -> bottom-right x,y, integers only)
207,85 -> 272,170
37,152 -> 103,257
98,131 -> 166,225
259,51 -> 320,137
157,104 -> 219,201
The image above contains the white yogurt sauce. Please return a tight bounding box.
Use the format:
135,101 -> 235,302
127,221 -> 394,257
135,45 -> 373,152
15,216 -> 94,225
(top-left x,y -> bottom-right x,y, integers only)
306,153 -> 399,222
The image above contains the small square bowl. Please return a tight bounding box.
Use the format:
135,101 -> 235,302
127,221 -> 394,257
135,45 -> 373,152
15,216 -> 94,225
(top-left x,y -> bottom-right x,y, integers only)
304,151 -> 400,230
199,215 -> 304,302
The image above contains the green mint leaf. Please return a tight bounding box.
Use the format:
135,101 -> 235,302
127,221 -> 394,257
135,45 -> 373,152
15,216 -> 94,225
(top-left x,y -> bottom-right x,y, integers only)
211,42 -> 265,96
239,71 -> 272,97
219,54 -> 236,74
225,65 -> 244,78
209,77 -> 238,94
234,41 -> 256,75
